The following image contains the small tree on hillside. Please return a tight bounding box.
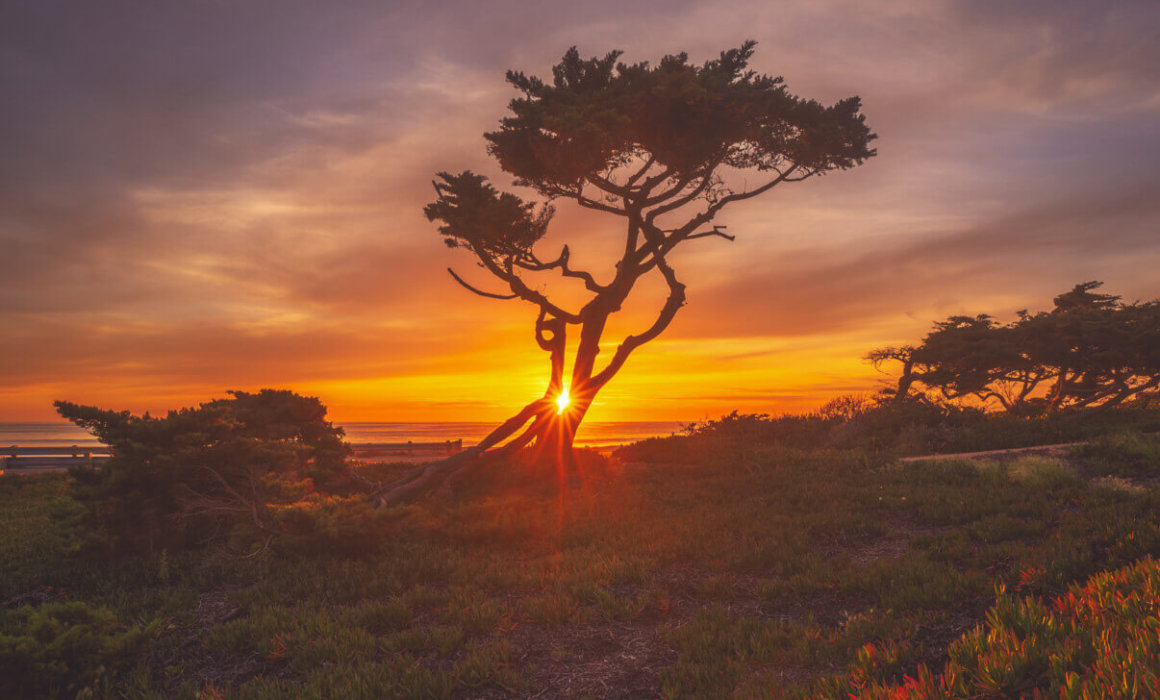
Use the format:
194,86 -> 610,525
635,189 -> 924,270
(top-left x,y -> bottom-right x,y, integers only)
378,43 -> 875,505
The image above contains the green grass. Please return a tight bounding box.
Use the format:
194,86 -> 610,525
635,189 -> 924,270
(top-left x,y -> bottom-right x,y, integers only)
4,432 -> 1160,697
1071,431 -> 1160,478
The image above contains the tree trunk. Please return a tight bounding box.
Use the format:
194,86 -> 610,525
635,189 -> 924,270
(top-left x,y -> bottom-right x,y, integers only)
372,372 -> 607,508
1046,368 -> 1071,412
370,299 -> 662,508
891,356 -> 915,405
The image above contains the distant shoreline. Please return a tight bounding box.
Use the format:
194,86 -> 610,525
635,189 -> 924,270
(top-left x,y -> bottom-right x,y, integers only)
0,420 -> 688,452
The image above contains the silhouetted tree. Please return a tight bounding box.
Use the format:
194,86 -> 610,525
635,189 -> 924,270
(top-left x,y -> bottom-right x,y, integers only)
869,283 -> 1160,415
377,43 -> 875,504
1030,284 -> 1160,410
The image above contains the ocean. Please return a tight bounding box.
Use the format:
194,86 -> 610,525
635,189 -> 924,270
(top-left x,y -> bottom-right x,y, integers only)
0,420 -> 687,449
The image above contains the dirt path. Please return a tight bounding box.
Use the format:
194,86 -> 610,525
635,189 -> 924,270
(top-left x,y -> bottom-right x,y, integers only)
900,441 -> 1082,463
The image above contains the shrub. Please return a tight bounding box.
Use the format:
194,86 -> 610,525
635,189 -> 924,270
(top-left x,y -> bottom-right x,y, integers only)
1006,456 -> 1079,490
273,496 -> 393,555
55,389 -> 352,554
617,402 -> 1160,461
0,601 -> 159,699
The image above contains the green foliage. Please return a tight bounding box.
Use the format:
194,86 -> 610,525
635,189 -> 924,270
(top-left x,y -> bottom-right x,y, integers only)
452,638 -> 520,692
0,601 -> 159,699
424,171 -> 554,257
54,389 -> 352,554
517,590 -> 578,625
0,473 -> 85,597
273,495 -> 393,556
1007,456 -> 1080,490
1071,432 -> 1160,478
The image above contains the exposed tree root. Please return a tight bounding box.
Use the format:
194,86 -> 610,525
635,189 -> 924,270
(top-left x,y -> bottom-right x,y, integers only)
370,396 -> 575,508
371,447 -> 487,508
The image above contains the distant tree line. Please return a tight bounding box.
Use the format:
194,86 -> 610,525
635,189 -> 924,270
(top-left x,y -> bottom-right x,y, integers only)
868,282 -> 1160,415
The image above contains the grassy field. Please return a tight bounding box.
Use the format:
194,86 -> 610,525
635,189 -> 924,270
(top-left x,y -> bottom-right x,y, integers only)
3,431 -> 1160,698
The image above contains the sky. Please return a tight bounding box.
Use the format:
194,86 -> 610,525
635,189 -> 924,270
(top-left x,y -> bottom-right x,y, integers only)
2,0 -> 1159,424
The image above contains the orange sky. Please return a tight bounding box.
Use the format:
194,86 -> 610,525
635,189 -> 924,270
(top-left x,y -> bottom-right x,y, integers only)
2,1 -> 1159,423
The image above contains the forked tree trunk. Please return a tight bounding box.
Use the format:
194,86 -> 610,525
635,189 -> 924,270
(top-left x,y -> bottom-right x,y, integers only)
370,248 -> 686,508
371,313 -> 611,508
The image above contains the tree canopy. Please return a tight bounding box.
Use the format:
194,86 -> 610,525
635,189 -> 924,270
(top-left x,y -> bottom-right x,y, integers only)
426,43 -> 875,310
484,43 -> 873,199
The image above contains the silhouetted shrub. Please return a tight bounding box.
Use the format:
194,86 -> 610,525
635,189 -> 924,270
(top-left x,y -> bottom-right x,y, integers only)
618,398 -> 1160,460
55,389 -> 352,554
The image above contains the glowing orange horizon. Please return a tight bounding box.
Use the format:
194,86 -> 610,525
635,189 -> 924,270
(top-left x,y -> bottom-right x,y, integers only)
1,324 -> 901,425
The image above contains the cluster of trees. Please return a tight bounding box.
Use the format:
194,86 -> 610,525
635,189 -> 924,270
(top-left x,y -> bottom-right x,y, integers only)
55,390 -> 352,554
869,283 -> 1160,415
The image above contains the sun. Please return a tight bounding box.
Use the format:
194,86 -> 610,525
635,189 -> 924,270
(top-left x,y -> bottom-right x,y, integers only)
556,388 -> 570,414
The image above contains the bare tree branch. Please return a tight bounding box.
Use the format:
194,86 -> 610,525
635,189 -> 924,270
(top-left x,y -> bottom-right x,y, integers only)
448,267 -> 519,300
642,170 -> 705,210
473,249 -> 582,323
623,154 -> 657,188
707,165 -> 813,215
634,164 -> 810,273
589,257 -> 686,389
637,166 -> 677,196
534,308 -> 567,394
685,225 -> 735,242
585,174 -> 631,199
576,192 -> 629,217
514,245 -> 606,293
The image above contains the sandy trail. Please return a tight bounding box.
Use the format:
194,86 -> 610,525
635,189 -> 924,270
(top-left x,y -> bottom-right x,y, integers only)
899,441 -> 1081,463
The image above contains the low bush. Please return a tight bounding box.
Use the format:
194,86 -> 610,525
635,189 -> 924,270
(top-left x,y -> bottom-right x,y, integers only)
0,601 -> 159,699
273,496 -> 393,556
617,403 -> 1160,461
55,389 -> 353,554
